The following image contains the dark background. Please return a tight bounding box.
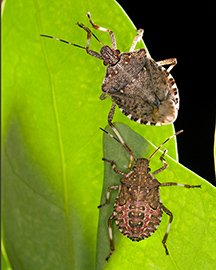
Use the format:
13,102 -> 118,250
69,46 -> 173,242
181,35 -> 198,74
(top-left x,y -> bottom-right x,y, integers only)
117,1 -> 215,185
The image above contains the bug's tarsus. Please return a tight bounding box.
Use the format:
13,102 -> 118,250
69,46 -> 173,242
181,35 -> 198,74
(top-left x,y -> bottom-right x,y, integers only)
106,251 -> 113,261
185,184 -> 202,188
163,244 -> 169,255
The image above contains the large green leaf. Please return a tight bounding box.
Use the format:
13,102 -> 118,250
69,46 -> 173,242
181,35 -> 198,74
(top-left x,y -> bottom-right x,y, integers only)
97,123 -> 216,269
2,0 -> 198,269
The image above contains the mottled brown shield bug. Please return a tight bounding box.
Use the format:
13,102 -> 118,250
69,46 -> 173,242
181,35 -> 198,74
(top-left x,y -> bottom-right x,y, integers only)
99,126 -> 201,261
41,12 -> 179,128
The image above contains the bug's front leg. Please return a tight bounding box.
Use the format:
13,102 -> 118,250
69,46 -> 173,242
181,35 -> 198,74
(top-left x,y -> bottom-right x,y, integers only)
152,149 -> 168,175
129,28 -> 144,52
86,12 -> 117,50
76,22 -> 104,60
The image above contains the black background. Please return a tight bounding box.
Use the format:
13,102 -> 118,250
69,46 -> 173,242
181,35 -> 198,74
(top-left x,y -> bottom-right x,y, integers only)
117,1 -> 215,185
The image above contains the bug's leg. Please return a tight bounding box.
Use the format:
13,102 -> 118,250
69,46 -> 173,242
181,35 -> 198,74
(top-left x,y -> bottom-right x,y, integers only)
156,58 -> 177,72
102,158 -> 130,176
98,185 -> 119,208
107,103 -> 116,125
160,182 -> 201,188
152,149 -> 168,175
100,92 -> 108,100
76,22 -> 104,60
161,205 -> 173,255
106,214 -> 115,261
129,29 -> 144,52
86,12 -> 117,50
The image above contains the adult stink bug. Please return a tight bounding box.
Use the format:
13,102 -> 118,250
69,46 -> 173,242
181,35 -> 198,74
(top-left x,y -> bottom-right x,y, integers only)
99,126 -> 201,261
41,12 -> 179,127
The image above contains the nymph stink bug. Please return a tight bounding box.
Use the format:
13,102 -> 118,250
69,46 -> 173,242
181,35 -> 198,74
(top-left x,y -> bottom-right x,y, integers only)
99,126 -> 201,261
41,12 -> 179,127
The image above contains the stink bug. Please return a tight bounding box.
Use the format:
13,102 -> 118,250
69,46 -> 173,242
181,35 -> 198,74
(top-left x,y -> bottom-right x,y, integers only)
41,12 -> 179,129
99,126 -> 201,261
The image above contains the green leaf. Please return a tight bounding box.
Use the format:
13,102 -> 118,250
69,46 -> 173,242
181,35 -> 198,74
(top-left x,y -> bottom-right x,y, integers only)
97,123 -> 216,270
2,0 -> 189,269
1,241 -> 12,270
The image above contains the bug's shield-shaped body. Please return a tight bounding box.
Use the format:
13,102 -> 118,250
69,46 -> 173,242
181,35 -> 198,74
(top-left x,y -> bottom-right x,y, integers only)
99,127 -> 201,261
114,159 -> 163,241
40,12 -> 179,126
102,49 -> 179,125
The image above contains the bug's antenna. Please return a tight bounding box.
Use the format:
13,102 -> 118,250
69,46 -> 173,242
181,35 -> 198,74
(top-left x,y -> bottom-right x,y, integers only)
40,21 -> 104,50
148,130 -> 183,161
40,35 -> 88,50
100,128 -> 137,162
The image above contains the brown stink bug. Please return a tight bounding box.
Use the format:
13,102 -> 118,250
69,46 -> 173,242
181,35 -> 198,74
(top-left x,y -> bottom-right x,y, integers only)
99,126 -> 201,261
41,12 -> 179,129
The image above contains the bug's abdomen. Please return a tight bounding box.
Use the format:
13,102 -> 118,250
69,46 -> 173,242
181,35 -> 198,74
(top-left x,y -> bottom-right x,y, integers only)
114,200 -> 163,241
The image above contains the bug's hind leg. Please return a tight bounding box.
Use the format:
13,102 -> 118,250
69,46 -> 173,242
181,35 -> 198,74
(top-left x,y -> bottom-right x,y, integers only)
86,12 -> 117,50
106,214 -> 115,261
161,205 -> 173,255
156,58 -> 177,72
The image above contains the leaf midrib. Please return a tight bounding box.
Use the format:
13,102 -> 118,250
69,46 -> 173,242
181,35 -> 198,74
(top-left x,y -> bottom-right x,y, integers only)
33,0 -> 74,268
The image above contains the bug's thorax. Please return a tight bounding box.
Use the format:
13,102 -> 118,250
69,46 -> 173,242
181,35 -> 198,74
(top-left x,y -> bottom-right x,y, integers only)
133,158 -> 149,175
100,45 -> 120,66
119,158 -> 160,203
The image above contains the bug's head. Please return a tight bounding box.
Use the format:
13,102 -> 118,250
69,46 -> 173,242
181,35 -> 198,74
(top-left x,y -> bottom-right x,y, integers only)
100,45 -> 121,66
133,158 -> 150,173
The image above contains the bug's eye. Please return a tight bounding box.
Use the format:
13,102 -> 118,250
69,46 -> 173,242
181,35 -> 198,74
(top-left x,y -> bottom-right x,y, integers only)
133,166 -> 136,171
103,59 -> 109,66
115,49 -> 121,55
147,168 -> 151,172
